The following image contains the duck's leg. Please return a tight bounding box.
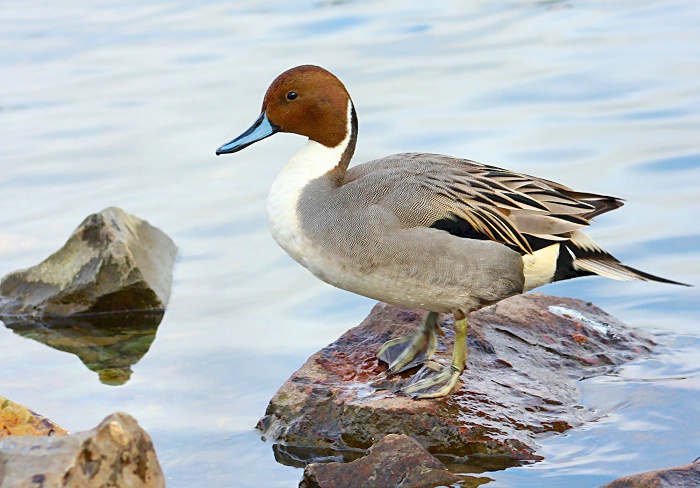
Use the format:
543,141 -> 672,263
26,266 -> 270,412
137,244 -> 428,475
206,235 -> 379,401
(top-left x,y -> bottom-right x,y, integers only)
377,311 -> 440,374
401,312 -> 468,399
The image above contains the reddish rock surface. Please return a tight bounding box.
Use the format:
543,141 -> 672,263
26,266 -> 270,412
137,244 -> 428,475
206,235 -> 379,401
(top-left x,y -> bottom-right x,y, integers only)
600,461 -> 700,487
299,434 -> 473,488
258,293 -> 654,465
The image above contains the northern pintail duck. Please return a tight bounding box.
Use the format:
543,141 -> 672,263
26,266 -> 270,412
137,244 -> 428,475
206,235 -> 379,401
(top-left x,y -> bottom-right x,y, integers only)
216,65 -> 687,399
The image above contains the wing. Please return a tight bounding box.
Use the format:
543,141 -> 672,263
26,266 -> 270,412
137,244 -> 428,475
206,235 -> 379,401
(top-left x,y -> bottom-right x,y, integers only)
344,152 -> 623,255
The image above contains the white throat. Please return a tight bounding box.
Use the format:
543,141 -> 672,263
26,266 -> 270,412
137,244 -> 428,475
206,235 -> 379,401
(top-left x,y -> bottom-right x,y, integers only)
265,101 -> 354,266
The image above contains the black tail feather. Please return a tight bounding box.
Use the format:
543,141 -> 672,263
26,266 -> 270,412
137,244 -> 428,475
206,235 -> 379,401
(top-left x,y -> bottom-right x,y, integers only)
620,263 -> 692,287
553,239 -> 691,287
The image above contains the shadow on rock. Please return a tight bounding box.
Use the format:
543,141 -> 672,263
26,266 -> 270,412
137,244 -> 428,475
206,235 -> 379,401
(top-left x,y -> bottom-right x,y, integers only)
1,311 -> 164,385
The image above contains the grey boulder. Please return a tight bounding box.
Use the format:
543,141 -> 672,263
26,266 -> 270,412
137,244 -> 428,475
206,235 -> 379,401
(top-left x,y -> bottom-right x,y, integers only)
0,207 -> 177,316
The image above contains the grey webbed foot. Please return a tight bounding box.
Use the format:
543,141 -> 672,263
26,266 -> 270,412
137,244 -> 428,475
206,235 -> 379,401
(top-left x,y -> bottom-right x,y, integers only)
376,311 -> 440,374
400,315 -> 469,399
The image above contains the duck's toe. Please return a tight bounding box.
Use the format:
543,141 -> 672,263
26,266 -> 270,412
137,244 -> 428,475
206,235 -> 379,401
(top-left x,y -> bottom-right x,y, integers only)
377,311 -> 439,374
400,361 -> 462,399
400,314 -> 469,399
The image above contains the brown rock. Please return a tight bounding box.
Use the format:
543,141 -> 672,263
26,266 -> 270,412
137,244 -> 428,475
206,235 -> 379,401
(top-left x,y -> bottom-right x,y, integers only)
299,434 -> 474,488
258,293 -> 654,464
599,461 -> 700,487
0,207 -> 177,316
0,412 -> 164,487
0,396 -> 68,438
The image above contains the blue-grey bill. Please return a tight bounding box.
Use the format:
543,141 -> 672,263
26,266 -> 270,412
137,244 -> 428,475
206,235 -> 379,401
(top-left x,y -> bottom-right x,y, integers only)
216,112 -> 279,155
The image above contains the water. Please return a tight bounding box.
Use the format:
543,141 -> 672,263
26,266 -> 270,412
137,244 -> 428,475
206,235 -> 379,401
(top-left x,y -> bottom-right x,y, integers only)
2,1 -> 699,486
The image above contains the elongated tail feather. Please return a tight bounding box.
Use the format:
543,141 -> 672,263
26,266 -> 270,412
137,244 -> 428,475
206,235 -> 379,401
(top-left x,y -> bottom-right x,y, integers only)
573,258 -> 690,286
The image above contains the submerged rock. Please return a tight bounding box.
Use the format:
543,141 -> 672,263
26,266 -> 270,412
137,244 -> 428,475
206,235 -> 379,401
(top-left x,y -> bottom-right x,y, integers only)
1,311 -> 164,386
299,434 -> 472,488
258,293 -> 654,466
0,207 -> 177,316
600,461 -> 700,488
0,412 -> 164,487
0,396 -> 68,438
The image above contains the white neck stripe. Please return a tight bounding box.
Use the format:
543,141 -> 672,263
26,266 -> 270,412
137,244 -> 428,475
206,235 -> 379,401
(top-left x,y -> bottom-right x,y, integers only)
265,98 -> 354,265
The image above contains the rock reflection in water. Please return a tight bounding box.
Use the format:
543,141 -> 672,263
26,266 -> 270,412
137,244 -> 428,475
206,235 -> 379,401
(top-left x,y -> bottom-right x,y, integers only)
0,311 -> 164,385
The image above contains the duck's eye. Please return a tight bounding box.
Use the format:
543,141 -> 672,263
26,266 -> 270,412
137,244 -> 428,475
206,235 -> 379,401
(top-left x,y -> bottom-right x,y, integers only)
286,91 -> 298,101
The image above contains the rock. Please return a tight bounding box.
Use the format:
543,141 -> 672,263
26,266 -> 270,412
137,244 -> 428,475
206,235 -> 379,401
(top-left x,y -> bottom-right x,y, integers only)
0,207 -> 177,316
1,311 -> 164,386
0,396 -> 68,438
599,461 -> 700,487
0,412 -> 164,487
299,434 -> 470,488
258,293 -> 654,465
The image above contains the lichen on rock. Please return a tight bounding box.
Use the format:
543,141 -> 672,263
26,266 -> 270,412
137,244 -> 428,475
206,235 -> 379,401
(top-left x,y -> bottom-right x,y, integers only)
0,396 -> 68,438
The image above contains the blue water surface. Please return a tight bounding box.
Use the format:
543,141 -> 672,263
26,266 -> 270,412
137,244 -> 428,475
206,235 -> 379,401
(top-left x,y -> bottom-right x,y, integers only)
1,1 -> 699,486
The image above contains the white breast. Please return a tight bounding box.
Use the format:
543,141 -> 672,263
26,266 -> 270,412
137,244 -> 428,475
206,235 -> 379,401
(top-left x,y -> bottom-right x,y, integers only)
266,134 -> 350,268
266,100 -> 355,266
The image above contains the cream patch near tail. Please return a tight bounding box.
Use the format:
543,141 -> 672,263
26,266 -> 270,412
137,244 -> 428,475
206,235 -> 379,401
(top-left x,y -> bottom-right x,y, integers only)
522,243 -> 560,291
